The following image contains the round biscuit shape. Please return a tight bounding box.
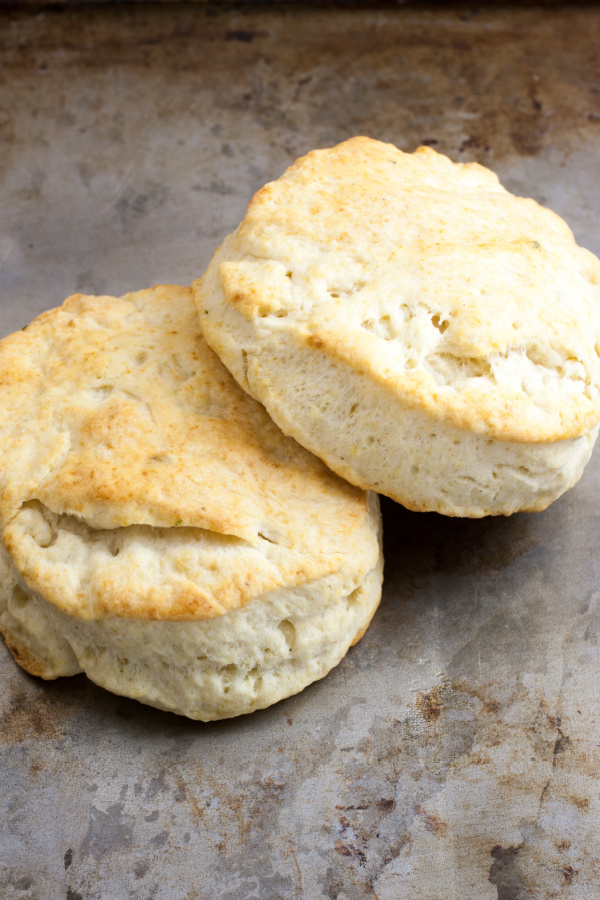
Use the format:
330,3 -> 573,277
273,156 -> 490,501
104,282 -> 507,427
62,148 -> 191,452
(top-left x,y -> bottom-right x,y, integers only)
194,137 -> 600,516
0,285 -> 382,720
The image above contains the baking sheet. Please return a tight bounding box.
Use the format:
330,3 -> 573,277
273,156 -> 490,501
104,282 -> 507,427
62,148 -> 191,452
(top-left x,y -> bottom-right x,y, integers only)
1,4 -> 599,898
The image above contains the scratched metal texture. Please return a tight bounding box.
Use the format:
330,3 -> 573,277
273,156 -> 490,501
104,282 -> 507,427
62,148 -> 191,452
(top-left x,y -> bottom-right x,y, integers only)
1,5 -> 600,899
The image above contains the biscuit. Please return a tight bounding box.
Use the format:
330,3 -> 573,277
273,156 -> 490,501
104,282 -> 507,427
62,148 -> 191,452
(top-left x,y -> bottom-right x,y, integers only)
194,137 -> 600,516
0,285 -> 382,720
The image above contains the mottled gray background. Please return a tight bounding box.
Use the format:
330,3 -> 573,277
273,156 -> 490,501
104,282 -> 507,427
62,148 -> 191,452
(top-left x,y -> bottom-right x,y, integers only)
1,5 -> 599,899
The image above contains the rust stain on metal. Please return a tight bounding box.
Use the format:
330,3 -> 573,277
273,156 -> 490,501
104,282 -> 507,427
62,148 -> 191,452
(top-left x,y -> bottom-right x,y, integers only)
171,768 -> 206,831
28,759 -> 45,777
0,689 -> 68,745
259,774 -> 287,801
286,843 -> 303,899
563,865 -> 576,883
334,839 -> 354,858
453,679 -> 502,715
416,688 -> 442,722
414,804 -> 448,834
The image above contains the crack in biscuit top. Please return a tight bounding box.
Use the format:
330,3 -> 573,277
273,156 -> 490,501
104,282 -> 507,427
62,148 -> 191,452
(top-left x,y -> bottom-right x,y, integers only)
218,137 -> 600,442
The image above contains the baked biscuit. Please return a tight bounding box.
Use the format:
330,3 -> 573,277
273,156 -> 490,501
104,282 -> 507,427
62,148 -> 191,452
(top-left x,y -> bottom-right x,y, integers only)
194,137 -> 600,516
0,285 -> 382,720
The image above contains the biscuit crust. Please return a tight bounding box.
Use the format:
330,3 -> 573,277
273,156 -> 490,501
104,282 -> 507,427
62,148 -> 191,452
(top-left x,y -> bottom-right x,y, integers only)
0,285 -> 378,620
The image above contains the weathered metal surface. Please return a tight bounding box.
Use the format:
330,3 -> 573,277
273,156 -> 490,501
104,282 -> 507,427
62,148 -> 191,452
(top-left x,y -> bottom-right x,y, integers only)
1,5 -> 600,898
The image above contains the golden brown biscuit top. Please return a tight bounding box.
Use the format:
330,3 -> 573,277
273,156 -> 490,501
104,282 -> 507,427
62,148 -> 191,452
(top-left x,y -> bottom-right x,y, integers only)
215,137 -> 600,442
0,286 -> 377,620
